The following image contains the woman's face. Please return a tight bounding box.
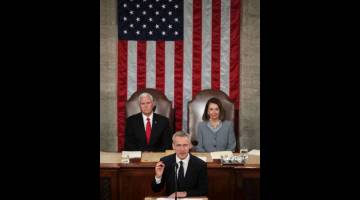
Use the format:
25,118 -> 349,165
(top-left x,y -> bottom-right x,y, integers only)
207,103 -> 220,121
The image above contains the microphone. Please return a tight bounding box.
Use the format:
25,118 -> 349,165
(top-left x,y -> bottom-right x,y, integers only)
191,140 -> 199,146
174,162 -> 179,170
190,140 -> 198,152
173,162 -> 178,200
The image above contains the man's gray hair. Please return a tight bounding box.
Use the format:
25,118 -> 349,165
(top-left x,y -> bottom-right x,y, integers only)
172,131 -> 191,143
138,92 -> 154,104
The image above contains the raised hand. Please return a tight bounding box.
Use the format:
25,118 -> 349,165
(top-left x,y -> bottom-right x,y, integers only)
155,161 -> 165,178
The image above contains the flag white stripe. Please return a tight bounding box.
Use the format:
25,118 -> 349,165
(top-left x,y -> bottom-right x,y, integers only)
182,0 -> 193,131
146,41 -> 156,88
118,0 -> 241,150
220,0 -> 230,95
202,0 -> 212,90
127,41 -> 137,99
164,41 -> 175,106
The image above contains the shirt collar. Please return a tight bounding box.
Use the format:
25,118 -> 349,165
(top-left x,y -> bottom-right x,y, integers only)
142,112 -> 153,121
176,153 -> 190,164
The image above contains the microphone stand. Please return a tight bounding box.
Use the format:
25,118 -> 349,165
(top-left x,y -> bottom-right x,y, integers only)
174,163 -> 178,200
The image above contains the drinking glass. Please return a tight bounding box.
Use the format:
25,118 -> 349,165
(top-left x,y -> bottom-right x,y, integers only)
240,146 -> 248,163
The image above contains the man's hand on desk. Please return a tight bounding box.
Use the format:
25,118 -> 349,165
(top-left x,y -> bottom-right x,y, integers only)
169,191 -> 187,198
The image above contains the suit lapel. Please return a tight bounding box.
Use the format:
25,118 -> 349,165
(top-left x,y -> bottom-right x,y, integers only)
168,154 -> 177,190
136,113 -> 147,144
149,113 -> 159,144
184,154 -> 194,186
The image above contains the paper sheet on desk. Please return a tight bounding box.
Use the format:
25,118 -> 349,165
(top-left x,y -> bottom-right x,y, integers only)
248,149 -> 260,156
121,151 -> 142,158
191,152 -> 213,162
100,151 -> 122,163
141,152 -> 165,162
196,156 -> 207,162
247,149 -> 260,164
210,151 -> 233,159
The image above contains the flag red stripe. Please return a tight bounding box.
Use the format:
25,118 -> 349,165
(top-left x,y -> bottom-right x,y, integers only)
192,0 -> 202,97
230,0 -> 240,108
174,41 -> 183,131
156,41 -> 165,93
137,41 -> 147,90
116,1 -> 242,151
117,40 -> 128,152
211,0 -> 221,90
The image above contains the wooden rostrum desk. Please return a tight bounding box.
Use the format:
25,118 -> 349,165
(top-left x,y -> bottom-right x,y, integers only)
100,152 -> 259,200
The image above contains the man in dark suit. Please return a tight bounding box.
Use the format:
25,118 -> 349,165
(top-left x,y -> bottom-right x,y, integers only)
125,92 -> 172,152
151,131 -> 208,198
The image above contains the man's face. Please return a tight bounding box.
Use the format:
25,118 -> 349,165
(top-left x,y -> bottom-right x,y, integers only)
139,95 -> 155,116
172,136 -> 192,160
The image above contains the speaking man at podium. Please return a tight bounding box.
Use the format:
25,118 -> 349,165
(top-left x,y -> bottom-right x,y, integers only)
151,131 -> 208,198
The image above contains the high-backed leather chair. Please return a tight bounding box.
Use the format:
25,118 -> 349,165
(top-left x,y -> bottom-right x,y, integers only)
188,89 -> 235,147
126,88 -> 174,130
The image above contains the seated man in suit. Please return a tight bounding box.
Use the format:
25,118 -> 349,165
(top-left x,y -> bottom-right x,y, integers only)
125,92 -> 173,152
152,131 -> 208,198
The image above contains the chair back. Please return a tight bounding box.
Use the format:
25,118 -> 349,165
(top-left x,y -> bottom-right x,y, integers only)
126,88 -> 174,129
188,89 -> 235,144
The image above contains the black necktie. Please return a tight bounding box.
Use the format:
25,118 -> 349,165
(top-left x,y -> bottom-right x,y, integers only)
177,161 -> 185,190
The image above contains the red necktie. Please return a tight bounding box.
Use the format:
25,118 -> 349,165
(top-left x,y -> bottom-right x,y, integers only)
145,118 -> 151,144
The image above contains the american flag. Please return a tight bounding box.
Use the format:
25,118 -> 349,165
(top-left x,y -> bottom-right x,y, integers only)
117,0 -> 240,151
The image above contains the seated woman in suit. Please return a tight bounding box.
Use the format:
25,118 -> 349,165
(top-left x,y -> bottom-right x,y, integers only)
196,97 -> 236,152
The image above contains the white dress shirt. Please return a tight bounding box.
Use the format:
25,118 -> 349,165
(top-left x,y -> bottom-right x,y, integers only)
142,112 -> 153,130
155,154 -> 190,184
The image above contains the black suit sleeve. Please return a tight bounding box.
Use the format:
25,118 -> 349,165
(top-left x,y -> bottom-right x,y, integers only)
124,117 -> 137,151
158,118 -> 173,151
151,176 -> 166,193
186,161 -> 208,197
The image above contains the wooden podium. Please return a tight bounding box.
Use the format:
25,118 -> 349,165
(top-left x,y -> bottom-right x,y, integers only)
144,197 -> 208,200
100,151 -> 259,200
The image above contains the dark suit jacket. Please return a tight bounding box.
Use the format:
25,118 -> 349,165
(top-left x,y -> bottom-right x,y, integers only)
125,113 -> 172,152
151,153 -> 208,197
